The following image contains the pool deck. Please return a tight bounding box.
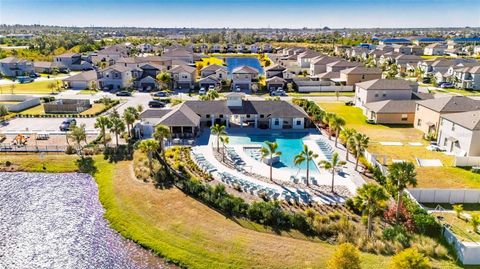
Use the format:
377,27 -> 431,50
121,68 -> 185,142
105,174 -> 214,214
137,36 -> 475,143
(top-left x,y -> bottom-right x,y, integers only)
203,130 -> 361,195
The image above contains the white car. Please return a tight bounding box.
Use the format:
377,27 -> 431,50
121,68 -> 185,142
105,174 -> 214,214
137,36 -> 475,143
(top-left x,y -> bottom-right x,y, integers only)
426,145 -> 443,152
199,88 -> 206,95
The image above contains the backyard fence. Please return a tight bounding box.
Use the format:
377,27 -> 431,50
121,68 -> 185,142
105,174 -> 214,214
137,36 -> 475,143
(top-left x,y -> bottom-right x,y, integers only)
443,226 -> 480,265
363,149 -> 388,175
408,188 -> 480,204
0,144 -> 66,153
297,85 -> 353,93
455,156 -> 480,167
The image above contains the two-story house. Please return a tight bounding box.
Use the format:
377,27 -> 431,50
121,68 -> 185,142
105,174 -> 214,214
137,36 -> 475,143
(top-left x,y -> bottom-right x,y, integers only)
0,57 -> 34,77
354,79 -> 418,110
437,110 -> 480,156
339,67 -> 382,86
231,66 -> 259,91
98,64 -> 133,90
264,64 -> 286,78
169,64 -> 196,90
54,53 -> 93,71
200,64 -> 227,80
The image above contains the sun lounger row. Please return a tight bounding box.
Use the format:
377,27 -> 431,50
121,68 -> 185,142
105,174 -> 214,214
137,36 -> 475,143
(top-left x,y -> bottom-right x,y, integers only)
190,151 -> 217,174
217,172 -> 282,199
316,138 -> 333,161
290,175 -> 319,186
224,147 -> 246,166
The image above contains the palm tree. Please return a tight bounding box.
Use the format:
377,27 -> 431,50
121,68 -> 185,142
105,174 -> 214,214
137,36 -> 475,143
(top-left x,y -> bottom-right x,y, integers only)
340,128 -> 356,161
387,161 -> 417,222
137,139 -> 160,176
94,116 -> 112,148
219,135 -> 229,162
67,123 -> 87,157
123,111 -> 136,138
349,132 -> 369,172
353,183 -> 389,238
153,124 -> 171,159
260,141 -> 282,182
323,112 -> 335,138
318,152 -> 347,193
210,124 -> 227,152
156,71 -> 172,90
109,116 -> 126,149
200,89 -> 220,101
294,145 -> 318,187
329,114 -> 346,147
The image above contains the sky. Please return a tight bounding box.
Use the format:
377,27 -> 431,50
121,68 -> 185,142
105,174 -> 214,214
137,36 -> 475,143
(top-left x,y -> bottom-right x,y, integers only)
0,0 -> 479,28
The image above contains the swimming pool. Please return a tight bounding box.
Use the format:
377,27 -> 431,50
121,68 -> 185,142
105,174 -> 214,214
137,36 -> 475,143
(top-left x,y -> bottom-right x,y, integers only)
228,132 -> 320,175
226,57 -> 264,77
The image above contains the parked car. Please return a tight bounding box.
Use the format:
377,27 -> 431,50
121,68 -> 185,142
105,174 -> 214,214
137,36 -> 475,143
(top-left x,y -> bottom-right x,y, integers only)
208,85 -> 215,91
148,100 -> 166,108
366,119 -> 376,124
345,101 -> 354,106
59,119 -> 77,131
235,87 -> 241,92
422,77 -> 431,84
152,91 -> 169,97
17,76 -> 34,83
116,91 -> 132,96
426,145 -> 443,152
440,82 -> 454,88
199,87 -> 206,95
270,89 -> 286,96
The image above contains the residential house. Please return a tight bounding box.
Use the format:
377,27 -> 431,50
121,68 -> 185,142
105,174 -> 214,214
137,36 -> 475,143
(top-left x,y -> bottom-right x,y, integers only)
209,44 -> 223,53
354,79 -> 418,110
379,38 -> 412,45
394,54 -> 423,66
266,76 -> 286,91
231,66 -> 259,90
91,44 -> 129,65
326,60 -> 362,72
413,37 -> 446,45
414,96 -> 480,135
264,64 -> 286,78
133,63 -> 165,91
334,45 -> 350,55
249,44 -> 259,53
63,70 -> 98,90
392,44 -> 410,54
262,43 -> 272,53
376,44 -> 394,53
200,64 -> 227,81
364,100 -> 417,124
0,57 -> 34,77
198,75 -> 222,90
169,64 -> 197,90
424,43 -> 447,56
437,110 -> 480,156
53,53 -> 93,71
297,50 -> 321,68
339,66 -> 382,86
161,48 -> 196,64
34,61 -> 68,74
309,56 -> 341,75
98,64 -> 133,90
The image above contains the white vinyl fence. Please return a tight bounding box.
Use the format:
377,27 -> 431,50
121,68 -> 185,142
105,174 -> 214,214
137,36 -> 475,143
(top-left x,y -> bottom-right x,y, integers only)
455,156 -> 480,167
297,85 -> 353,93
408,188 -> 480,204
444,227 -> 480,265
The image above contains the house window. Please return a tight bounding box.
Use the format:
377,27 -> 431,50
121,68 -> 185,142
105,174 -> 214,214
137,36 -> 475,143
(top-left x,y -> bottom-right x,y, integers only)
296,120 -> 302,125
362,75 -> 365,79
219,73 -> 222,79
416,105 -> 419,111
417,119 -> 422,126
444,138 -> 448,147
382,93 -> 387,97
452,124 -> 455,131
401,114 -> 408,121
246,114 -> 250,118
374,93 -> 379,97
219,114 -> 224,118
274,119 -> 280,125
206,114 -> 210,118
260,114 -> 264,118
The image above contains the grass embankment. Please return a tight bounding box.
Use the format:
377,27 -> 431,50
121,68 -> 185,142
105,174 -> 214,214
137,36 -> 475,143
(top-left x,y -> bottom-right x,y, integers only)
289,92 -> 355,97
0,153 -> 463,268
0,80 -> 63,94
317,101 -> 480,189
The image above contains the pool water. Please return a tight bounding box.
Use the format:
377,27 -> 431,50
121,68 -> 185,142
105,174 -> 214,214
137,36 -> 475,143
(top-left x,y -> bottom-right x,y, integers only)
226,57 -> 264,77
228,132 -> 320,175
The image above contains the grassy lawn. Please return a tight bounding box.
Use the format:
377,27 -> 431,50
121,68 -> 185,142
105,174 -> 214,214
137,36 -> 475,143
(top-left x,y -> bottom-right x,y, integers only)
77,89 -> 99,95
19,103 -> 106,115
0,153 -> 463,269
431,212 -> 480,243
0,80 -> 63,94
317,102 -> 423,142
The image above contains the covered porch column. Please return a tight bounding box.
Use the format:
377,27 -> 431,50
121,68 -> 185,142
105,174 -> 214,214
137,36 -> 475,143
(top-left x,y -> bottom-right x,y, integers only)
240,115 -> 243,128
254,115 -> 258,128
226,115 -> 230,128
211,114 -> 215,126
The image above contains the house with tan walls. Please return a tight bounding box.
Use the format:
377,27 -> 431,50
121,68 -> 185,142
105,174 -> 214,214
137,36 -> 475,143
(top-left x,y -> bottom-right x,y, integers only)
339,66 -> 382,86
414,96 -> 480,136
354,79 -> 418,111
364,100 -> 417,124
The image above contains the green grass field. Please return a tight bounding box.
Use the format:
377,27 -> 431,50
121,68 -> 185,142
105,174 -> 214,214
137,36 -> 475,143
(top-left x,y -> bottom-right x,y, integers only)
289,92 -> 355,97
0,80 -> 62,94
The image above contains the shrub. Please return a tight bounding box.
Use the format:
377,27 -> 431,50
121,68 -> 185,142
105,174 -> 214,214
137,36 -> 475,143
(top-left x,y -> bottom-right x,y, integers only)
402,197 -> 441,237
384,202 -> 415,232
383,225 -> 410,247
453,204 -> 463,218
5,160 -> 11,166
65,145 -> 76,155
327,243 -> 362,269
389,248 -> 431,269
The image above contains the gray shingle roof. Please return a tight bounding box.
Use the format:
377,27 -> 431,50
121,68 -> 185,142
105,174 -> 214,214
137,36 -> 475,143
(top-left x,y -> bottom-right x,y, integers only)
441,110 -> 480,130
63,70 -> 98,82
158,103 -> 200,127
201,64 -> 227,72
365,100 -> 416,113
417,96 -> 480,113
356,79 -> 416,91
340,66 -> 382,75
232,65 -> 259,74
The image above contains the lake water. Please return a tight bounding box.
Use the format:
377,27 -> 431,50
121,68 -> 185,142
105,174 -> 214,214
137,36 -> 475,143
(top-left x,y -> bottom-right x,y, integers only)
0,172 -> 172,269
225,57 -> 264,76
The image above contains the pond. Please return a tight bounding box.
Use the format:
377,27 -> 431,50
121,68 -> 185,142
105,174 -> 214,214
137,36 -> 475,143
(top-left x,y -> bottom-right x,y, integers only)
225,57 -> 264,77
0,172 -> 172,269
